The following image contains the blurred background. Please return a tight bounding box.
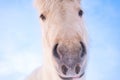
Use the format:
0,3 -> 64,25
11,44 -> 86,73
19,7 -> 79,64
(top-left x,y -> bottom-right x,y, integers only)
0,0 -> 120,80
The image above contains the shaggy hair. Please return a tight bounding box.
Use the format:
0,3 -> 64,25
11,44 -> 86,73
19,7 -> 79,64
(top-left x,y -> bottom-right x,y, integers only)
26,0 -> 88,80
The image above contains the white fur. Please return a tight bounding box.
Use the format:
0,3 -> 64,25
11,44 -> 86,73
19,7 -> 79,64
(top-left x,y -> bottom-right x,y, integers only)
26,0 -> 88,80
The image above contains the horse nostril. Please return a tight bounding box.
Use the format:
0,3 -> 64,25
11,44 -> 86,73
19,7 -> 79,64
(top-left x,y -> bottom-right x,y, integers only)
61,65 -> 68,75
75,65 -> 81,74
53,44 -> 60,59
80,42 -> 86,58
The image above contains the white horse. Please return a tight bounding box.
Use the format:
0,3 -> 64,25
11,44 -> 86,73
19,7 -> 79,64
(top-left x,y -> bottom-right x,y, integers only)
26,0 -> 88,80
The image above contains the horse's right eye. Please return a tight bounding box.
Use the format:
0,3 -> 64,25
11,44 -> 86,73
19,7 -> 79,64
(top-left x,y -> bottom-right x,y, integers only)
79,9 -> 83,17
40,14 -> 46,21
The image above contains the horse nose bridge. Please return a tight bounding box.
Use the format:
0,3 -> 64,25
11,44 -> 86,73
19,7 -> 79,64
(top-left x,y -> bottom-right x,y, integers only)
57,41 -> 81,56
58,44 -> 81,68
55,28 -> 81,44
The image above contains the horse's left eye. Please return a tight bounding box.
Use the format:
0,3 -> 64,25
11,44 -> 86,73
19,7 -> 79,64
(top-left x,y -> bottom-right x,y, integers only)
79,10 -> 83,17
40,14 -> 46,21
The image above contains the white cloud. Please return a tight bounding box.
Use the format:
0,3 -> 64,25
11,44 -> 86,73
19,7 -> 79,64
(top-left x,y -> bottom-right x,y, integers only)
0,62 -> 12,76
0,51 -> 42,78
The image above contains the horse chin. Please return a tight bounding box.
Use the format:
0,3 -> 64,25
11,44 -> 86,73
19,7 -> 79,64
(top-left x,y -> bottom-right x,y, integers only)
57,72 -> 84,80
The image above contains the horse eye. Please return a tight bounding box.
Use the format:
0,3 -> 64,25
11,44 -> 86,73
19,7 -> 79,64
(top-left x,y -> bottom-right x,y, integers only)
79,10 -> 83,17
40,14 -> 46,21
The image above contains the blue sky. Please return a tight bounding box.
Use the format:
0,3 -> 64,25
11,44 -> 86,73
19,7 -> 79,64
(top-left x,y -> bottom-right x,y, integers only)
0,0 -> 120,80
